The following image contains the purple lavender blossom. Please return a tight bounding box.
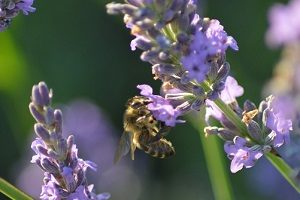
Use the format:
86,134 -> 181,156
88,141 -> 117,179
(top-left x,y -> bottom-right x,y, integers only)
266,0 -> 300,47
137,84 -> 184,127
0,0 -> 36,31
29,82 -> 110,200
204,20 -> 239,53
265,96 -> 293,147
219,76 -> 244,103
181,52 -> 210,83
190,19 -> 238,54
224,137 -> 263,173
182,20 -> 238,83
205,76 -> 244,122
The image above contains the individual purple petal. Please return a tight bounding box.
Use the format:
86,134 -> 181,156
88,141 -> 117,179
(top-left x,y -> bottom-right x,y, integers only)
220,76 -> 244,104
230,149 -> 247,173
233,136 -> 247,147
67,185 -> 89,200
205,99 -> 223,122
40,176 -> 60,200
16,0 -> 36,15
227,36 -> 239,51
137,84 -> 153,96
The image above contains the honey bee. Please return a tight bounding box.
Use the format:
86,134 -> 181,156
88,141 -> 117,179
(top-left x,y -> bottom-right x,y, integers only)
114,96 -> 175,163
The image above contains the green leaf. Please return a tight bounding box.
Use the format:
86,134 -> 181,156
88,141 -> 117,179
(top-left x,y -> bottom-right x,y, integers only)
0,177 -> 33,200
265,152 -> 300,193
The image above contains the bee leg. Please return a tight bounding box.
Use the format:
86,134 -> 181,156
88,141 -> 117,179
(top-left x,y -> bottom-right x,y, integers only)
130,132 -> 137,160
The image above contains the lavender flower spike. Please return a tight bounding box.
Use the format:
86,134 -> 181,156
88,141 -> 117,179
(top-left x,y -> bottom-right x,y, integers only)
0,0 -> 36,31
29,82 -> 110,200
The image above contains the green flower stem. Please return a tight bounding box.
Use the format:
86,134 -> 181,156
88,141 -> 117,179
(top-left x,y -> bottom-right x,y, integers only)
265,153 -> 300,193
213,97 -> 300,193
0,177 -> 33,200
213,98 -> 248,136
213,98 -> 260,144
190,113 -> 234,200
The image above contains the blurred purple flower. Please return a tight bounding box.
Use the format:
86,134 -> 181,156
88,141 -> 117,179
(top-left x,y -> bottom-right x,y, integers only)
266,0 -> 300,47
224,137 -> 263,173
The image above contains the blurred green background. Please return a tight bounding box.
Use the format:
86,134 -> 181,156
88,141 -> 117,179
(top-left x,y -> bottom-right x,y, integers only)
0,0 -> 292,199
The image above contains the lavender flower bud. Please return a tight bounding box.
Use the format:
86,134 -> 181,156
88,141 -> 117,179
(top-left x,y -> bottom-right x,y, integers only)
29,103 -> 46,123
34,124 -> 50,143
131,36 -> 152,51
158,52 -> 170,61
177,32 -> 189,44
217,129 -> 237,141
180,72 -> 190,84
32,85 -> 44,106
247,121 -> 263,142
140,50 -> 159,62
47,149 -> 60,161
45,107 -> 55,125
54,109 -> 63,134
192,86 -> 204,96
49,131 -> 58,145
67,135 -> 74,152
204,126 -> 219,135
243,100 -> 257,112
163,10 -> 176,22
106,3 -> 136,15
191,98 -> 204,111
36,145 -> 49,157
152,63 -> 179,77
207,62 -> 219,82
62,167 -> 76,192
126,0 -> 142,7
41,158 -> 59,174
156,35 -> 171,49
216,62 -> 230,82
39,82 -> 51,106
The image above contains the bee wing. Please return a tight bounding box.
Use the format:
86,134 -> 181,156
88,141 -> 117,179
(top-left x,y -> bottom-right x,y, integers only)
114,131 -> 135,163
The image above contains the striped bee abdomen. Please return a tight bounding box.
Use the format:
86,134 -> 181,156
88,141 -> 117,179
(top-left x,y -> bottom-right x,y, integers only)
137,138 -> 175,159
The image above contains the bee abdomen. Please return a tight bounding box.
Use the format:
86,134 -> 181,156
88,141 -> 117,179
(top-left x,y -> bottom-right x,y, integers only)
138,139 -> 175,158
